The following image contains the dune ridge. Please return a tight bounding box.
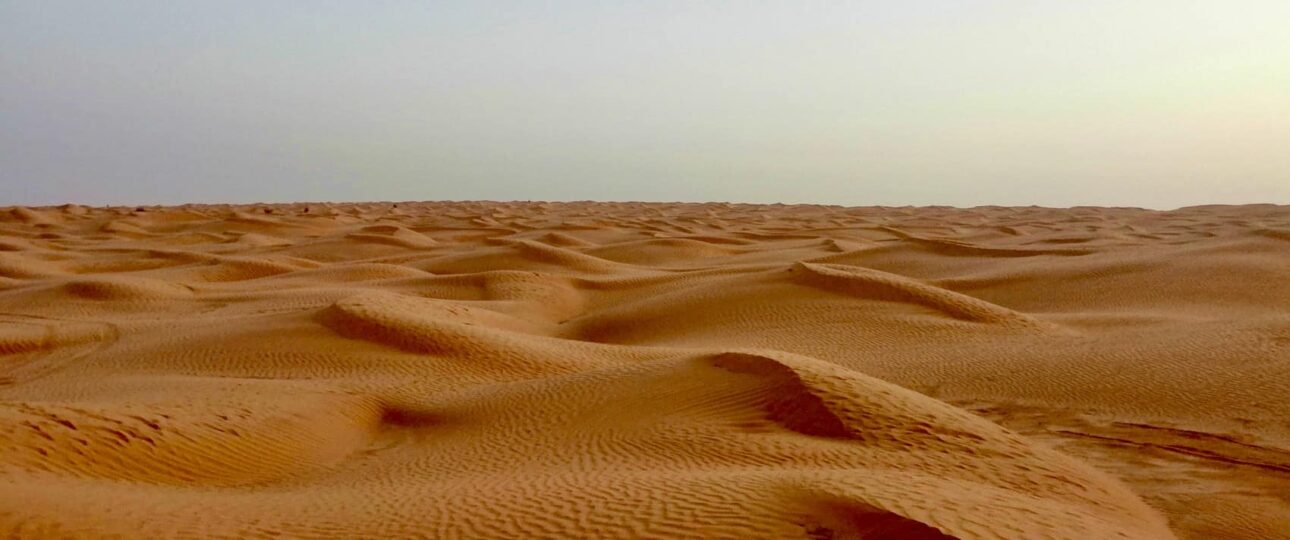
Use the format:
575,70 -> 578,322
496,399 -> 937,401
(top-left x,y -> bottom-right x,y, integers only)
1,202 -> 1287,539
788,262 -> 1051,327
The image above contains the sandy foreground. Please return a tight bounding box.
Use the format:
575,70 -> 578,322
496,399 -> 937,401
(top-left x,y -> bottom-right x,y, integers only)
0,201 -> 1286,539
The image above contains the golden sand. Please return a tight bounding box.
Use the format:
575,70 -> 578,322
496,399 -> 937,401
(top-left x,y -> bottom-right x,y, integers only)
1,202 -> 1286,539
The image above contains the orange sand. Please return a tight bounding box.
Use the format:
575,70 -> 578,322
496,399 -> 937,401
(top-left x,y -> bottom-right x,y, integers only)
1,202 -> 1286,539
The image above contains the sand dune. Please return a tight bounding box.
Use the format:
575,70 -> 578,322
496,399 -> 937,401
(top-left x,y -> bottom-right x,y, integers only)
0,202 -> 1286,539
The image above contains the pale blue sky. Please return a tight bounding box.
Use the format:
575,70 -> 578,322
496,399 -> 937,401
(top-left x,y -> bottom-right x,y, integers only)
2,1 -> 1287,207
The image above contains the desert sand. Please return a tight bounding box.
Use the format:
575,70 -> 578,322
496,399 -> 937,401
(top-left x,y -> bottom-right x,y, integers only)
0,201 -> 1286,539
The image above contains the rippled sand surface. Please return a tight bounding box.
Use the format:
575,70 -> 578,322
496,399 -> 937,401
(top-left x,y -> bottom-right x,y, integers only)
1,202 -> 1287,539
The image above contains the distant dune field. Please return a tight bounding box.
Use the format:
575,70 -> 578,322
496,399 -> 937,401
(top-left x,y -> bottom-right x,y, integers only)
1,202 -> 1286,539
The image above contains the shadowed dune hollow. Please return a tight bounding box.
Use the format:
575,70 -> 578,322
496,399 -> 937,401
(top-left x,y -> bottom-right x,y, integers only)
1,202 -> 1287,539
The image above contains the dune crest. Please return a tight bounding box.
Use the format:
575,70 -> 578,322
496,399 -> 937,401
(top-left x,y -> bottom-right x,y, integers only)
789,262 -> 1051,327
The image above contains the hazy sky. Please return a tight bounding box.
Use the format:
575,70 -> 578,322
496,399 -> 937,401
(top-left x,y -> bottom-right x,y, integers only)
3,1 -> 1287,208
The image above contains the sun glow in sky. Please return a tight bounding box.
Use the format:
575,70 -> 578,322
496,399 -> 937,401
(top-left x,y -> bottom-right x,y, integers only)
2,1 -> 1287,207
